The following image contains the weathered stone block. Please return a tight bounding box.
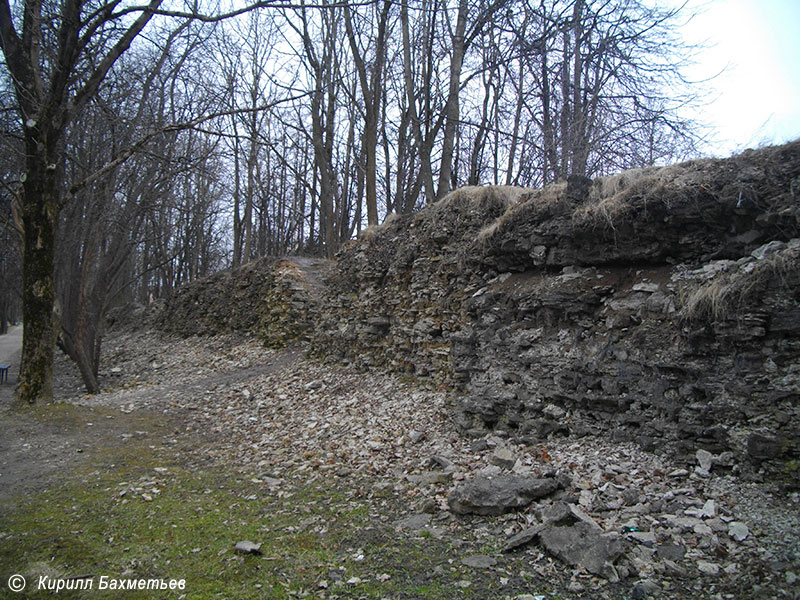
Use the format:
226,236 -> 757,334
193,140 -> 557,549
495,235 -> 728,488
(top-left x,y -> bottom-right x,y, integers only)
448,475 -> 561,516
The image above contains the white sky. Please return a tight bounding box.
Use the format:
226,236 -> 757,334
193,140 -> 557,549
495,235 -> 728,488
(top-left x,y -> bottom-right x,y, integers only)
678,0 -> 800,155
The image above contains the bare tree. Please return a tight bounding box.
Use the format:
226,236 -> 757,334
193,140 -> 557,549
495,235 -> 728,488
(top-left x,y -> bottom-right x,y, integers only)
400,0 -> 445,205
285,0 -> 344,257
435,0 -> 509,199
523,0 -> 702,182
0,0 -> 299,403
0,91 -> 23,334
0,0 -> 172,402
54,18 -> 224,393
343,0 -> 392,226
218,11 -> 279,266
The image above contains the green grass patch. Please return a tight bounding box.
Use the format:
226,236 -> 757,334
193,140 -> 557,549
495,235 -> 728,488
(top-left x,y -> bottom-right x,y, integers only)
0,418 -> 554,600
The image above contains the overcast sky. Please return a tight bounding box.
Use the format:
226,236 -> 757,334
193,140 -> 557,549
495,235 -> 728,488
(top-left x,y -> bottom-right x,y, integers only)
678,0 -> 800,156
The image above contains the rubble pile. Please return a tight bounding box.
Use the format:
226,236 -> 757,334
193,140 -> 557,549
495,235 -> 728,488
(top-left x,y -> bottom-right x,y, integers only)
56,331 -> 800,597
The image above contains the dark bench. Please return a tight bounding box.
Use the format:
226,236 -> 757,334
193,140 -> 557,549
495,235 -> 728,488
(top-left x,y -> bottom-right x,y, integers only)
0,364 -> 9,384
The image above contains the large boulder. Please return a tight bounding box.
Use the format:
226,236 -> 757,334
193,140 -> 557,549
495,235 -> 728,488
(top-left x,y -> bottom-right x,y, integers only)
503,502 -> 625,581
447,475 -> 561,516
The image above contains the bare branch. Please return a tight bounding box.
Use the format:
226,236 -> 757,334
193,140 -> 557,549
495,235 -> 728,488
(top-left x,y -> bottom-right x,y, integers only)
66,93 -> 309,200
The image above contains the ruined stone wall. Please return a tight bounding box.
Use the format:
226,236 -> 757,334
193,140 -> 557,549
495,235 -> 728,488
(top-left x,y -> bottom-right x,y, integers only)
154,257 -> 326,348
454,244 -> 799,471
312,187 -> 533,377
316,141 -> 800,482
156,141 -> 800,482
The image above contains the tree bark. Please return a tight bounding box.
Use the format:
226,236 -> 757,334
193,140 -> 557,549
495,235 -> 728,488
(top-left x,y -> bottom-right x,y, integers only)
17,145 -> 60,403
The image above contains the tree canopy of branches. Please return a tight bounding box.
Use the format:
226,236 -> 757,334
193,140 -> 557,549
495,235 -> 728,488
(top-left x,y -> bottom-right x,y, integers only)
1,0 -> 705,402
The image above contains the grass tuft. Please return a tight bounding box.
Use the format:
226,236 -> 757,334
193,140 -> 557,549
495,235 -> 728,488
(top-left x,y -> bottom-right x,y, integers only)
473,183 -> 563,244
679,247 -> 797,322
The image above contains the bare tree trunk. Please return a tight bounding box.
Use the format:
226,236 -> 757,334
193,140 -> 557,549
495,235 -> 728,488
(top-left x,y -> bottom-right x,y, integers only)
291,2 -> 340,257
243,112 -> 257,262
64,313 -> 101,394
569,0 -> 588,176
468,46 -> 494,186
436,0 -> 468,199
231,124 -> 243,267
17,153 -> 60,403
505,18 -> 527,185
323,64 -> 338,255
393,104 -> 411,213
381,84 -> 393,215
401,0 -> 436,204
343,0 -> 390,227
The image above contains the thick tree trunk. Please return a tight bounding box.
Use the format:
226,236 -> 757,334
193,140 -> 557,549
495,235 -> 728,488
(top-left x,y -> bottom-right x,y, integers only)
59,323 -> 101,394
17,159 -> 59,404
72,325 -> 101,394
59,248 -> 103,394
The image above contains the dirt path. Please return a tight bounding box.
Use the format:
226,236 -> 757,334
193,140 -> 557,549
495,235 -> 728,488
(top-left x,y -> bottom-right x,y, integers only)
0,332 -> 300,504
286,256 -> 333,300
0,324 -> 22,390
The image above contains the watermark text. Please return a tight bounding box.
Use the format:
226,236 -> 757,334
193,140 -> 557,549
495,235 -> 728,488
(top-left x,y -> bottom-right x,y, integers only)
16,575 -> 187,593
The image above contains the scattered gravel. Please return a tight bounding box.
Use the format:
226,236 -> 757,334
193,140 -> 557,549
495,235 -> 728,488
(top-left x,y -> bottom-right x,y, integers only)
51,330 -> 800,599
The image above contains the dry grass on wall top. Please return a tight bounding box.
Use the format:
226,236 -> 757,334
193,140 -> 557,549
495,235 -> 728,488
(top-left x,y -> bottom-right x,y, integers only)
357,211 -> 404,243
470,160 -> 720,246
571,168 -> 653,227
474,183 -> 566,243
432,185 -> 535,214
403,185 -> 539,251
571,142 -> 800,231
679,245 -> 798,323
432,186 -> 537,235
570,162 -> 703,228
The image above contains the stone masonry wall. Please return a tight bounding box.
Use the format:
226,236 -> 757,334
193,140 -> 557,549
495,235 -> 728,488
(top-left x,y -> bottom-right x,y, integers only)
454,243 -> 800,473
157,141 -> 800,483
448,143 -> 800,475
155,257 -> 329,348
312,187 -> 534,378
316,141 -> 800,483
